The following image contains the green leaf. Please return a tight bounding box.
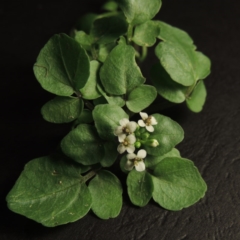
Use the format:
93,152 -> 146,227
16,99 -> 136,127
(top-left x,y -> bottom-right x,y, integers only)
33,34 -> 90,96
156,21 -> 195,49
6,155 -> 92,227
92,104 -> 128,140
117,0 -> 162,25
100,43 -> 145,95
144,114 -> 184,156
126,85 -> 157,112
127,170 -> 153,207
193,51 -> 211,80
155,41 -> 196,86
132,20 -> 160,47
150,63 -> 186,103
152,157 -> 207,210
76,109 -> 93,124
100,141 -> 118,167
98,42 -> 116,62
102,1 -> 118,11
97,83 -> 125,107
120,155 -> 129,173
80,60 -> 101,100
88,170 -> 122,219
61,124 -> 105,165
145,148 -> 180,169
73,30 -> 93,51
41,96 -> 83,123
186,80 -> 207,113
75,13 -> 97,34
90,15 -> 128,44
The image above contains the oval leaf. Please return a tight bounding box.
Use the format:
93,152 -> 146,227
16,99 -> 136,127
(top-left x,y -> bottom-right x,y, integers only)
117,0 -> 162,25
41,96 -> 83,123
127,170 -> 153,207
92,104 -> 128,140
88,170 -> 122,219
126,85 -> 157,112
100,141 -> 118,167
6,155 -> 92,227
152,157 -> 207,210
144,113 -> 184,156
151,63 -> 186,103
61,124 -> 105,165
100,42 -> 145,95
33,33 -> 90,96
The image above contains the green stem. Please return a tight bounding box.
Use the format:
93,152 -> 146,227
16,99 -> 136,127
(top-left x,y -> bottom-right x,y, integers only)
185,81 -> 199,99
127,24 -> 133,43
91,44 -> 98,60
83,168 -> 101,183
139,46 -> 148,62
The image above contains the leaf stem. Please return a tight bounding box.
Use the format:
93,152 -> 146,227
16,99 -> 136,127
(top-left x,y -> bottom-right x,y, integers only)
139,46 -> 148,62
83,168 -> 101,183
127,24 -> 133,43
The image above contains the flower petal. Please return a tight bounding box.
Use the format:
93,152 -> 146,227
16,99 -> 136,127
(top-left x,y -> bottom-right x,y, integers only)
119,118 -> 129,126
127,134 -> 136,144
151,116 -> 158,125
146,125 -> 154,132
114,126 -> 123,136
137,149 -> 147,159
127,153 -> 136,160
135,161 -> 145,172
118,133 -> 126,142
126,145 -> 135,153
117,144 -> 125,154
127,121 -> 137,133
138,119 -> 146,127
140,112 -> 148,120
125,160 -> 134,171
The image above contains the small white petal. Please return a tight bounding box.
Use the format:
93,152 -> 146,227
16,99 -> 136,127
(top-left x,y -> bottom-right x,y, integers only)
118,133 -> 126,142
126,145 -> 135,153
137,149 -> 147,159
135,161 -> 145,172
119,118 -> 129,126
127,122 -> 137,132
151,116 -> 158,125
125,160 -> 134,171
114,126 -> 123,136
138,119 -> 146,127
140,112 -> 148,120
117,144 -> 126,154
146,125 -> 154,132
127,134 -> 136,144
127,153 -> 136,160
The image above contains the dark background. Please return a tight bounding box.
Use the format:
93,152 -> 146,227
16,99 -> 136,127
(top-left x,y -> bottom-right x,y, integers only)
1,0 -> 240,239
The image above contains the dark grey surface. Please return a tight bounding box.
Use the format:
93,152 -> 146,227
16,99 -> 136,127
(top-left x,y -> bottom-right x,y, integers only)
1,0 -> 240,239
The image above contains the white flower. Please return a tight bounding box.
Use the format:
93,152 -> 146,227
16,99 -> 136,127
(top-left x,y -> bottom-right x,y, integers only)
138,112 -> 157,132
117,134 -> 136,154
114,118 -> 137,141
125,149 -> 147,172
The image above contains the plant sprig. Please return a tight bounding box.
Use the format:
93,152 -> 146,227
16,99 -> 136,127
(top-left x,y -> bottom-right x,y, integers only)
6,0 -> 210,227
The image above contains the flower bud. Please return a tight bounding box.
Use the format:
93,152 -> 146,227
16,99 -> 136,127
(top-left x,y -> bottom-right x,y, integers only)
135,141 -> 141,148
143,139 -> 159,147
141,132 -> 150,140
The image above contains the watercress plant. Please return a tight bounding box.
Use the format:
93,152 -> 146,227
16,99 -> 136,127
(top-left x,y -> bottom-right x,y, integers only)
6,0 -> 211,227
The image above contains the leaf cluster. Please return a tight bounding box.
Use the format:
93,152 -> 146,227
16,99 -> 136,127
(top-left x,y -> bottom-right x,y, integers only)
6,0 -> 211,227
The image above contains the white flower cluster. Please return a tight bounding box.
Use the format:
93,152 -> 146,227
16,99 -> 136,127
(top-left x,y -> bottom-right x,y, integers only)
114,112 -> 158,172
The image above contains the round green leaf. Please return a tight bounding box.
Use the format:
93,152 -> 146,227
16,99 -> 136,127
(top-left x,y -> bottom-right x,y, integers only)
41,96 -> 83,123
193,51 -> 211,80
61,124 -> 105,165
144,114 -> 184,156
73,30 -> 93,51
186,80 -> 207,113
133,20 -> 160,47
6,155 -> 92,227
102,1 -> 118,11
145,148 -> 181,169
88,170 -> 122,219
90,15 -> 128,44
98,42 -> 116,62
100,42 -> 145,95
126,84 -> 157,112
100,141 -> 118,167
92,104 -> 128,140
117,0 -> 162,25
150,63 -> 186,103
75,13 -> 97,34
33,33 -> 90,96
127,170 -> 153,207
80,60 -> 101,100
155,41 -> 196,86
152,157 -> 207,210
